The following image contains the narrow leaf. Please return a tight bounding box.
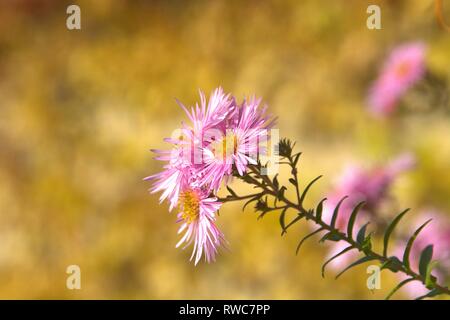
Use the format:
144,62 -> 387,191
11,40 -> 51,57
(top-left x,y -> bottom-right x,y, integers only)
383,208 -> 410,257
335,256 -> 377,279
356,222 -> 370,245
418,245 -> 433,278
380,256 -> 403,273
226,186 -> 237,197
279,207 -> 288,231
244,196 -> 260,212
277,186 -> 287,200
415,288 -> 441,300
425,260 -> 438,288
315,198 -> 326,222
296,228 -> 325,255
319,231 -> 341,243
282,213 -> 304,235
299,175 -> 322,205
347,201 -> 365,239
273,175 -> 279,190
361,232 -> 373,253
293,153 -> 301,167
321,245 -> 354,278
330,196 -> 348,229
403,219 -> 432,269
385,278 -> 415,300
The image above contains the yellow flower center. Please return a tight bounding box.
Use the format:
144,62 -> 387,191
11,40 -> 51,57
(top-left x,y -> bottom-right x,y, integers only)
180,190 -> 200,224
210,133 -> 238,161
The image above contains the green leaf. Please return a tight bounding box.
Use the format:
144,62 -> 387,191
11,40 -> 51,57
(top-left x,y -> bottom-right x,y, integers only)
418,245 -> 433,278
277,186 -> 287,200
279,207 -> 288,231
299,175 -> 322,205
281,212 -> 304,235
380,256 -> 403,273
330,196 -> 348,229
296,228 -> 325,255
361,232 -> 373,253
415,288 -> 441,300
385,278 -> 415,300
244,196 -> 260,212
226,186 -> 237,197
319,231 -> 342,243
293,153 -> 301,167
315,198 -> 326,222
273,175 -> 279,190
335,256 -> 377,279
321,245 -> 354,278
425,260 -> 438,289
356,222 -> 370,245
403,219 -> 432,269
288,178 -> 296,186
383,208 -> 410,257
347,201 -> 365,239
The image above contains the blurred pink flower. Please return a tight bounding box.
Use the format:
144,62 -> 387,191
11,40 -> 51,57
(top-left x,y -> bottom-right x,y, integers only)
322,153 -> 416,270
368,42 -> 426,117
394,210 -> 450,298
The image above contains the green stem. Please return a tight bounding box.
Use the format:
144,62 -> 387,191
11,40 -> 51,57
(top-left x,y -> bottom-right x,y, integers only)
224,163 -> 450,297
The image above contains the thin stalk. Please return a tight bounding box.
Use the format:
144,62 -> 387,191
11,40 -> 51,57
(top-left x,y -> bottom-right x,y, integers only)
223,162 -> 450,297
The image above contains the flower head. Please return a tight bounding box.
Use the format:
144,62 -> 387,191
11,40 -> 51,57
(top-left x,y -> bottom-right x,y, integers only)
177,87 -> 236,135
176,188 -> 226,265
145,88 -> 235,211
146,87 -> 273,264
200,96 -> 274,192
368,42 -> 426,117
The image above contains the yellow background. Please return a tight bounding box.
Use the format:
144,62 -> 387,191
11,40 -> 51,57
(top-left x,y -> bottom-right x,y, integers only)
0,0 -> 449,299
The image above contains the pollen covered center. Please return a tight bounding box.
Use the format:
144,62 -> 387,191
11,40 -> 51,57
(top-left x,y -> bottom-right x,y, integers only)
180,190 -> 200,223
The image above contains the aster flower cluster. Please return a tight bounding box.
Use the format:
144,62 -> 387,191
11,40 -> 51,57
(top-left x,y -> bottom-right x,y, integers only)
145,88 -> 274,265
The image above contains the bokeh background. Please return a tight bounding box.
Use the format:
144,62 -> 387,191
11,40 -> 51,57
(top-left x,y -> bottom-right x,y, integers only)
0,0 -> 449,299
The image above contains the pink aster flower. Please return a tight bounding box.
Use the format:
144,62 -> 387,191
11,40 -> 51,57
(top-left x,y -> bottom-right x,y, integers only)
177,87 -> 236,138
394,210 -> 450,298
176,187 -> 226,265
145,88 -> 235,210
144,147 -> 192,211
368,42 -> 426,117
322,153 -> 416,270
200,96 -> 275,192
146,87 -> 238,264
